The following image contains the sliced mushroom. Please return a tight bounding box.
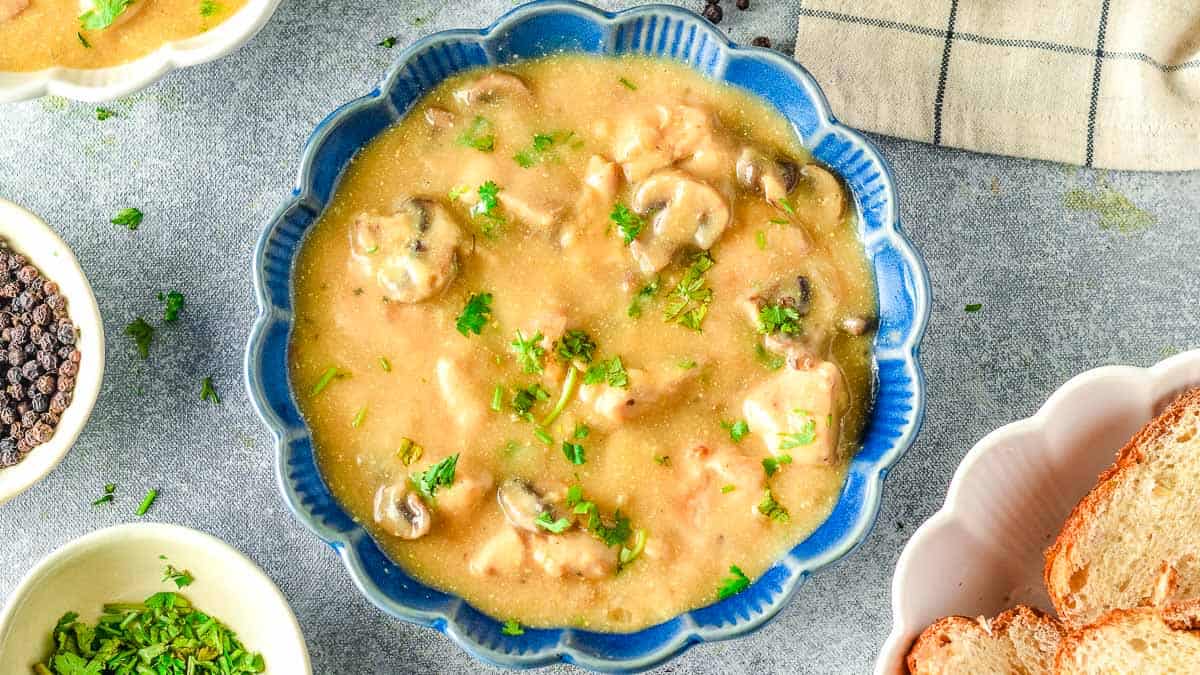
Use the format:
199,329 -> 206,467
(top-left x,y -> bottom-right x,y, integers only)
497,479 -> 552,533
349,198 -> 465,303
629,170 -> 731,274
423,107 -> 456,131
78,0 -> 140,26
453,71 -> 532,106
0,0 -> 29,22
373,484 -> 432,540
840,314 -> 878,336
790,163 -> 847,229
736,147 -> 800,204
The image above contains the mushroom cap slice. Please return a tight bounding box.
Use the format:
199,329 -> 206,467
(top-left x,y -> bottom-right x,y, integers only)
349,198 -> 465,303
453,71 -> 533,106
497,478 -> 551,533
790,163 -> 847,230
736,147 -> 800,204
629,170 -> 732,274
374,484 -> 432,540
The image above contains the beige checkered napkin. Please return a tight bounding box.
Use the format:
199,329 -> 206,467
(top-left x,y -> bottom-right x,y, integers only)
794,0 -> 1200,171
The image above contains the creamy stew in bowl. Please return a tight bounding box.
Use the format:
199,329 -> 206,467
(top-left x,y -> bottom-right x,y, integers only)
0,0 -> 245,71
290,55 -> 877,632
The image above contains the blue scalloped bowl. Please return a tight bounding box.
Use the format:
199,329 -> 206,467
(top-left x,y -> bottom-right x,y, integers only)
245,1 -> 930,671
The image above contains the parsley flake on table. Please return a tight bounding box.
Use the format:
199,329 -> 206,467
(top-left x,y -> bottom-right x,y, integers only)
965,302 -> 983,313
717,565 -> 750,600
95,107 -> 114,120
663,251 -> 715,331
610,203 -> 644,245
758,488 -> 790,523
458,115 -> 495,152
79,0 -> 134,30
135,488 -> 158,516
111,206 -> 143,230
535,511 -> 572,533
92,482 -> 115,506
414,454 -> 458,499
721,419 -> 750,443
158,290 -> 184,322
378,35 -> 397,48
510,330 -> 546,374
199,376 -> 220,404
124,317 -> 154,359
455,292 -> 493,336
502,619 -> 525,636
584,356 -> 628,388
562,440 -> 586,465
757,303 -> 802,335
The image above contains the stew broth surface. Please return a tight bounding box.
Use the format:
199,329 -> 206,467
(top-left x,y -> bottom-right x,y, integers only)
291,55 -> 876,632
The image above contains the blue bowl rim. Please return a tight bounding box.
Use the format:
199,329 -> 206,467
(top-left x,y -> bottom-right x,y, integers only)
245,1 -> 932,671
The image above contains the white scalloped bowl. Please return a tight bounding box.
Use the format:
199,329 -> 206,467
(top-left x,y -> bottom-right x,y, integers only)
876,348 -> 1200,674
0,0 -> 282,103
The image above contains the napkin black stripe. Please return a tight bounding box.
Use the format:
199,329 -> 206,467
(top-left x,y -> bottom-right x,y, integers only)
796,7 -> 1200,73
932,0 -> 960,146
1085,0 -> 1112,168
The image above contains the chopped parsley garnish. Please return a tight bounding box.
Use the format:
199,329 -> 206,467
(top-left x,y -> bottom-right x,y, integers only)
414,454 -> 458,499
491,385 -> 504,412
471,180 -> 505,235
573,423 -> 590,440
77,32 -> 91,48
124,317 -> 154,359
158,290 -> 184,322
501,619 -> 525,636
135,488 -> 158,516
610,203 -> 645,245
618,77 -> 638,90
539,365 -> 581,428
533,427 -> 553,445
200,0 -> 220,16
311,366 -> 346,396
584,356 -> 628,388
378,36 -> 397,48
663,251 -> 715,331
965,303 -> 982,313
92,483 -> 115,506
199,377 -> 220,404
111,207 -> 143,230
455,292 -> 493,336
758,488 -> 790,523
769,217 -> 789,225
762,454 -> 793,477
627,278 -> 660,318
566,486 -> 633,547
513,132 -> 556,168
351,406 -> 368,428
754,343 -> 785,371
721,419 -> 750,442
717,565 -> 750,599
721,484 -> 736,494
677,358 -> 698,369
95,107 -> 115,120
510,330 -> 546,374
779,417 -> 817,449
555,329 -> 597,364
448,184 -> 471,201
512,383 -> 550,419
39,588 -> 266,674
777,197 -> 796,216
758,303 -> 802,335
562,440 -> 586,465
162,564 -> 194,589
535,511 -> 572,533
755,230 -> 767,250
379,356 -> 392,372
79,0 -> 133,30
653,454 -> 671,466
618,528 -> 647,570
457,115 -> 495,152
398,438 -> 423,466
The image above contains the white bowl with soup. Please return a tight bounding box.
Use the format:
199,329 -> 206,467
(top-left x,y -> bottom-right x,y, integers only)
0,0 -> 282,102
287,55 -> 879,633
0,198 -> 103,506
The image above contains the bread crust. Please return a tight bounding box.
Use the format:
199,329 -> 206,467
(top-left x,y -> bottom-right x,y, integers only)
906,605 -> 1062,674
1043,387 -> 1200,625
1053,600 -> 1200,671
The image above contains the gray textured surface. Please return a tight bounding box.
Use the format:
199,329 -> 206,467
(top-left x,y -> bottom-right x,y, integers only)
1,1 -> 1197,673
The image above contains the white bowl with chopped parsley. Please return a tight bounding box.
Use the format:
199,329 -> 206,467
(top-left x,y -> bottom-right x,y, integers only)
0,522 -> 310,673
0,198 -> 104,506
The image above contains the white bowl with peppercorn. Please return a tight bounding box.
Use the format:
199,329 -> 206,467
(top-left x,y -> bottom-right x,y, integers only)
0,198 -> 103,506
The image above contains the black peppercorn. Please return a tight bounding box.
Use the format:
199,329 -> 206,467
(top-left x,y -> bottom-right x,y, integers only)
36,375 -> 54,395
702,2 -> 723,23
20,409 -> 37,427
5,368 -> 20,385
21,360 -> 39,381
737,0 -> 749,9
59,360 -> 78,378
30,394 -> 47,414
50,391 -> 71,413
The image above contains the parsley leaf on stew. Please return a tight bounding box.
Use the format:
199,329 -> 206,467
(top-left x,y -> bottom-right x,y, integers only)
779,417 -> 817,450
510,331 -> 546,374
458,116 -> 495,152
566,486 -> 633,547
584,356 -> 628,388
199,377 -> 220,404
721,419 -> 750,442
717,565 -> 750,600
124,317 -> 153,359
398,438 -> 423,466
158,290 -> 184,322
512,383 -> 550,420
414,454 -> 458,499
502,619 -> 525,636
754,343 -> 785,371
562,440 -> 586,465
200,0 -> 220,15
762,454 -> 792,477
111,207 -> 143,230
455,292 -> 493,336
757,303 -> 802,335
663,251 -> 715,331
610,203 -> 645,245
79,0 -> 133,31
619,77 -> 638,91
471,180 -> 505,236
513,132 -> 560,168
554,329 -> 596,364
758,488 -> 790,523
627,278 -> 659,318
535,511 -> 571,533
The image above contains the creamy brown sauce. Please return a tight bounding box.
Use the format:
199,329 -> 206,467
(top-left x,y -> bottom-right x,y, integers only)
0,0 -> 246,71
290,55 -> 876,632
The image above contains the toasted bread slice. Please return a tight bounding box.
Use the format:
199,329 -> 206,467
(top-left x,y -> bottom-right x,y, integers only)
1044,388 -> 1200,627
906,605 -> 1065,674
1054,598 -> 1200,673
